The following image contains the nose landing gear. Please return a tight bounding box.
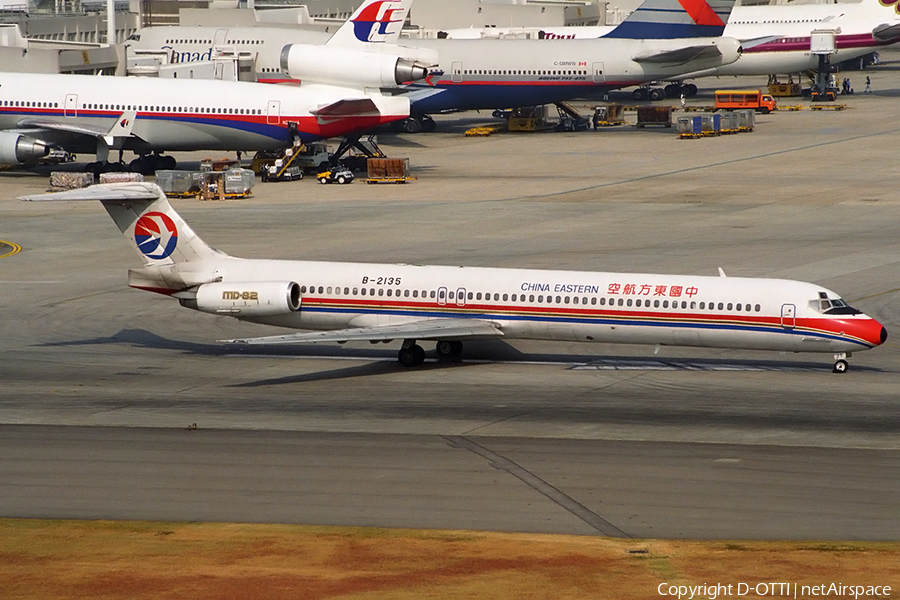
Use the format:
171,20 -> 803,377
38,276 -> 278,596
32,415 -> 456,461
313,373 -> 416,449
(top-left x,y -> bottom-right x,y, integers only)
833,352 -> 850,374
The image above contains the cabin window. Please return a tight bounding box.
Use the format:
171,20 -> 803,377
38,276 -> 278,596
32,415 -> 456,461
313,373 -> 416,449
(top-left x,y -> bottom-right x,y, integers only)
617,299 -> 624,307
300,286 -> 307,293
529,295 -> 535,302
360,288 -> 367,295
353,288 -> 358,295
736,303 -> 741,311
412,290 -> 418,298
386,289 -> 392,297
326,286 -> 332,294
573,297 -> 579,305
727,303 -> 733,310
682,301 -> 687,309
663,300 -> 669,308
755,304 -> 761,312
626,299 -> 633,307
538,295 -> 544,303
476,292 -> 482,300
378,289 -> 384,296
502,293 -> 508,301
718,302 -> 724,310
591,297 -> 597,305
564,296 -> 570,305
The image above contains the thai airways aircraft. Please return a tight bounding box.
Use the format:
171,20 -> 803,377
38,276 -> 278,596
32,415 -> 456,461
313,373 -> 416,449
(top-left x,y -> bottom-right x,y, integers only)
0,0 -> 425,172
128,0 -> 744,132
22,182 -> 887,373
441,0 -> 900,92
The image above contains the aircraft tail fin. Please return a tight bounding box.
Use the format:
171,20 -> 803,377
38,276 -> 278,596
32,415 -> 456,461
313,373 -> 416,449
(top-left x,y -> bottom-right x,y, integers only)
324,0 -> 412,47
20,183 -> 226,269
604,0 -> 736,39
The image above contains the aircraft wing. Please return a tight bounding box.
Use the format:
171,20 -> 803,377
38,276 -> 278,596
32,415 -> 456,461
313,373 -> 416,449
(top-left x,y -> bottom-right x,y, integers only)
632,43 -> 725,65
873,23 -> 900,42
222,318 -> 505,345
18,111 -> 140,140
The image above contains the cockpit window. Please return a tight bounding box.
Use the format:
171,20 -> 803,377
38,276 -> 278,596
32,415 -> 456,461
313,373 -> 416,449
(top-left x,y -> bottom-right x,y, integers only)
809,296 -> 862,315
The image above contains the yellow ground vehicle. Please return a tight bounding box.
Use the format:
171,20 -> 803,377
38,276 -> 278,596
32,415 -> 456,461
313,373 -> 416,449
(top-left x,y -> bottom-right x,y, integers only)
714,90 -> 777,114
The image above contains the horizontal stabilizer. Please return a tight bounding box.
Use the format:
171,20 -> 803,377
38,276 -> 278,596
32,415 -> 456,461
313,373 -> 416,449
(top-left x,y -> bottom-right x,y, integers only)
633,43 -> 723,64
873,23 -> 900,42
222,318 -> 504,345
311,98 -> 381,117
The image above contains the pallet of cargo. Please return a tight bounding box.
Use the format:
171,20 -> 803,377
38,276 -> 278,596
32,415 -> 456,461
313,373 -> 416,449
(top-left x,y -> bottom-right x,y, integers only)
465,125 -> 504,137
777,105 -> 804,111
366,158 -> 413,184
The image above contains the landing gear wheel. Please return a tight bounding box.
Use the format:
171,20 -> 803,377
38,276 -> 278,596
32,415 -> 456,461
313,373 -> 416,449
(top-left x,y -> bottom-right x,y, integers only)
435,340 -> 463,359
398,344 -> 425,367
649,88 -> 665,101
632,88 -> 648,101
833,359 -> 849,374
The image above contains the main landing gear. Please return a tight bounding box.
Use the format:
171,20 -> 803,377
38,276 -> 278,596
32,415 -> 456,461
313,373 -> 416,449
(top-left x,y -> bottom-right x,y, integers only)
833,352 -> 850,374
397,339 -> 464,367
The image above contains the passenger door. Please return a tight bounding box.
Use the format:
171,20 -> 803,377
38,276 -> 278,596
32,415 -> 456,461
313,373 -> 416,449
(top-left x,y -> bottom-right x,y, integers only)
781,304 -> 796,329
592,62 -> 605,83
64,94 -> 78,117
267,100 -> 280,125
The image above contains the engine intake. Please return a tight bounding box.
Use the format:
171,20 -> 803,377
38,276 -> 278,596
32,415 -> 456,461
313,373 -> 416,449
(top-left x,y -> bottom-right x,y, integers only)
280,44 -> 430,88
0,131 -> 49,165
187,281 -> 301,316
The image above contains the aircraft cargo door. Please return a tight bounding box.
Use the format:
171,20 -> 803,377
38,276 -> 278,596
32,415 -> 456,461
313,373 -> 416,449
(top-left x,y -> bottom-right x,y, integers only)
781,304 -> 796,329
451,61 -> 463,83
592,63 -> 605,83
64,94 -> 78,117
267,100 -> 280,125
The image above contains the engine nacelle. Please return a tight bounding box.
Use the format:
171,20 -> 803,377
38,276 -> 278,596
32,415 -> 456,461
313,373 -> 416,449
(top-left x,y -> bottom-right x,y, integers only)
188,281 -> 301,317
0,131 -> 49,165
280,44 -> 430,88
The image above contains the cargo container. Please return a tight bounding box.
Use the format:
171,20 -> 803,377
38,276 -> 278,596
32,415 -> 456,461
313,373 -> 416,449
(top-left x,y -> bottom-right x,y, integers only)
367,158 -> 412,184
635,106 -> 673,128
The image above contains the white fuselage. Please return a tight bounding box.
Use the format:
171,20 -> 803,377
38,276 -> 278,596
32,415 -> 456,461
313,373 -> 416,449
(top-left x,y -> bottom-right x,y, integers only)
0,71 -> 408,156
166,255 -> 885,356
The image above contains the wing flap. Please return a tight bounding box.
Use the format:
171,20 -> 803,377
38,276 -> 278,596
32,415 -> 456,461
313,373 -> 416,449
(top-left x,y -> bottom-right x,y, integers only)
222,318 -> 504,345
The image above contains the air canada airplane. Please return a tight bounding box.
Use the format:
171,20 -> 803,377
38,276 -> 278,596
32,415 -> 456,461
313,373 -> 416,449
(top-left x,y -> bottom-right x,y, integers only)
22,182 -> 887,373
0,0 -> 425,172
129,0 -> 743,132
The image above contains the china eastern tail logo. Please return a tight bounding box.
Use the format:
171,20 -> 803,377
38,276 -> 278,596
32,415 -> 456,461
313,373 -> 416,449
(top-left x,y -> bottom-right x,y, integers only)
135,212 -> 178,259
353,0 -> 405,42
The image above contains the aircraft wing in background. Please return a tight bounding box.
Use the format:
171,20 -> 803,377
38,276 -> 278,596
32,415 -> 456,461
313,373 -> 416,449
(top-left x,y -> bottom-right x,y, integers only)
222,318 -> 505,345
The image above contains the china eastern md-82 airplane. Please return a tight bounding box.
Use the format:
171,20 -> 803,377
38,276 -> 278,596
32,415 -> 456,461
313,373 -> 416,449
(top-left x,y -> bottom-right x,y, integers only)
23,183 -> 887,373
0,0 -> 427,172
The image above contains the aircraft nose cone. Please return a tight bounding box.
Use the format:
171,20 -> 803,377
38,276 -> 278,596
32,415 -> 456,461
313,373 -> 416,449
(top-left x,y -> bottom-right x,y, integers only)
880,326 -> 888,345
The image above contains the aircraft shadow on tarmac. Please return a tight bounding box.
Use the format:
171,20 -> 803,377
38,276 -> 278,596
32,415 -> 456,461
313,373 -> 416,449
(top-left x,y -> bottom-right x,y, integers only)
34,328 -> 882,380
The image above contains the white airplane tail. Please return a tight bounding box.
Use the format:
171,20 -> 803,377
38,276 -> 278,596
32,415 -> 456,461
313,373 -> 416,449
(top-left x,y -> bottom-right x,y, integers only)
604,0 -> 736,39
325,0 -> 412,47
21,183 -> 226,292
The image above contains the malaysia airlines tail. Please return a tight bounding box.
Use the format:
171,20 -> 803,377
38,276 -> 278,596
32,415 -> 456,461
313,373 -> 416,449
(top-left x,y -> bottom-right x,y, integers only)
325,0 -> 412,46
604,0 -> 736,39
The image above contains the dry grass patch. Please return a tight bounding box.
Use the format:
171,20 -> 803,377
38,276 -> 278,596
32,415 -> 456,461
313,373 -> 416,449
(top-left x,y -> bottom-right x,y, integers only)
0,520 -> 897,600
